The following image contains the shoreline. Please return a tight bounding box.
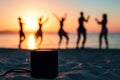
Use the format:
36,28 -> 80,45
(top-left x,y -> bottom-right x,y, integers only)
0,47 -> 120,51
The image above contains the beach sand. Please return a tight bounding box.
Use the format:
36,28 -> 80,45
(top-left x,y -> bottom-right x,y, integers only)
0,48 -> 120,80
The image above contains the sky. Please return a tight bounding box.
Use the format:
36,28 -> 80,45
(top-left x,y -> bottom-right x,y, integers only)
0,0 -> 120,33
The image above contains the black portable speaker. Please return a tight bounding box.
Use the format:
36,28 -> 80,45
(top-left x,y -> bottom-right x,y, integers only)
31,50 -> 58,79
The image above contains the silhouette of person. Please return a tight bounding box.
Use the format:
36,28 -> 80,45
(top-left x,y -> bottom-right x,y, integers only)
76,12 -> 90,48
35,16 -> 49,46
95,13 -> 109,49
18,17 -> 25,49
53,13 -> 69,48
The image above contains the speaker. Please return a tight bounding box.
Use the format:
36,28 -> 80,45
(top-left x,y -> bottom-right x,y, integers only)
31,50 -> 58,79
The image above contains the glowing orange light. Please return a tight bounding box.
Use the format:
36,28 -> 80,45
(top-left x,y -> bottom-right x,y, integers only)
27,34 -> 36,49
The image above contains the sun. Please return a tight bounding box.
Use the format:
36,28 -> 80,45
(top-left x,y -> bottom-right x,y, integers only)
24,17 -> 38,32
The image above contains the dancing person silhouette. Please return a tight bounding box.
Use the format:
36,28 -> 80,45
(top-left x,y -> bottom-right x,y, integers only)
35,16 -> 49,47
53,13 -> 69,48
95,13 -> 109,49
76,12 -> 90,49
18,17 -> 25,49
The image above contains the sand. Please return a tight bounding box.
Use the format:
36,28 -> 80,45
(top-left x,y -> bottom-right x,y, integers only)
0,48 -> 120,80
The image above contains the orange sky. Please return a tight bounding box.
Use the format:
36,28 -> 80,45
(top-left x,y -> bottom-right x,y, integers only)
0,0 -> 120,33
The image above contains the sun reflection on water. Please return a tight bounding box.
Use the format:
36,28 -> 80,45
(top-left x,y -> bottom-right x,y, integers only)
27,34 -> 36,50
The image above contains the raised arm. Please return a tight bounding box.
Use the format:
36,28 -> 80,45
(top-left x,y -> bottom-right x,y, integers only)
64,13 -> 67,20
84,16 -> 90,22
52,13 -> 60,21
95,18 -> 102,24
42,17 -> 49,24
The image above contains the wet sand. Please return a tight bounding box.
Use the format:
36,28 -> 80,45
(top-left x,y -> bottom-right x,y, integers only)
0,48 -> 120,80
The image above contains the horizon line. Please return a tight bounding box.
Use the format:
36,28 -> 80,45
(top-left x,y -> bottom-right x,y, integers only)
0,30 -> 120,34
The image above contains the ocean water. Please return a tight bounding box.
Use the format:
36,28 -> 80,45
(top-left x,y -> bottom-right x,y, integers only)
0,33 -> 120,49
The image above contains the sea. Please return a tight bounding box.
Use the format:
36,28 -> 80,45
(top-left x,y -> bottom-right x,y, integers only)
0,33 -> 120,49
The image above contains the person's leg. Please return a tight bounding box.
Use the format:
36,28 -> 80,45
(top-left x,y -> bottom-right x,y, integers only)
64,33 -> 69,48
99,33 -> 103,49
18,34 -> 22,49
35,35 -> 38,43
82,31 -> 86,49
21,32 -> 25,41
18,42 -> 21,49
58,35 -> 62,48
19,32 -> 25,49
104,33 -> 109,49
38,35 -> 43,46
35,31 -> 39,42
76,32 -> 81,48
